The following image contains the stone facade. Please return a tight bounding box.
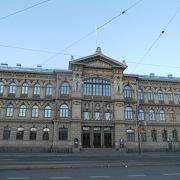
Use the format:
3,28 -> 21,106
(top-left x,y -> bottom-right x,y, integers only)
0,47 -> 180,152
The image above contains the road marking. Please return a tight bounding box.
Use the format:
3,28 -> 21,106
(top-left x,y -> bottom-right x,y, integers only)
7,177 -> 30,180
49,177 -> 72,179
128,174 -> 147,177
90,176 -> 110,178
163,173 -> 180,176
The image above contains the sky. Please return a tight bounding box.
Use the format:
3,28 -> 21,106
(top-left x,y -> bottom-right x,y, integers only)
0,0 -> 180,77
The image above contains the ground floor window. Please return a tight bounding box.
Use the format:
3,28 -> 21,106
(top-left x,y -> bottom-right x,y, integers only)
16,127 -> 24,140
30,128 -> 37,140
162,129 -> 167,142
151,129 -> 157,142
59,128 -> 68,140
43,128 -> 50,140
126,129 -> 135,142
3,127 -> 11,140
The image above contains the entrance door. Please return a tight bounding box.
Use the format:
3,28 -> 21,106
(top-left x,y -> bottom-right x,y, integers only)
82,133 -> 90,147
104,133 -> 112,148
93,133 -> 101,147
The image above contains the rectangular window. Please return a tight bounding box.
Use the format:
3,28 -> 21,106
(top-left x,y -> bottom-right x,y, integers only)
105,112 -> 111,120
126,130 -> 135,142
16,130 -> 24,140
59,128 -> 68,140
84,112 -> 90,120
3,128 -> 11,140
94,112 -> 101,120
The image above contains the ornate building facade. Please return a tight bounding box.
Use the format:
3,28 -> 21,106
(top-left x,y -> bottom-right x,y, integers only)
0,47 -> 180,152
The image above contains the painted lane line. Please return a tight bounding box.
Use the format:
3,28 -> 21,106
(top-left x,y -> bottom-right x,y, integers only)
128,174 -> 147,177
49,177 -> 72,179
90,176 -> 110,178
7,177 -> 30,180
163,173 -> 180,176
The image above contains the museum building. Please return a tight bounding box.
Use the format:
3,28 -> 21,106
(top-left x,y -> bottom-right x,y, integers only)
0,47 -> 180,152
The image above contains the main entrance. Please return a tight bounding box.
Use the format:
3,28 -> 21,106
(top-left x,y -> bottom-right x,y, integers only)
82,126 -> 113,148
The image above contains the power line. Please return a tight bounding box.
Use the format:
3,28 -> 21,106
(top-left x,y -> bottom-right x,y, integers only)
0,0 -> 52,21
132,6 -> 180,73
42,0 -> 144,65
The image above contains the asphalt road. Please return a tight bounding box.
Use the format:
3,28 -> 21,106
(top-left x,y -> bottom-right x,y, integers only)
1,165 -> 180,180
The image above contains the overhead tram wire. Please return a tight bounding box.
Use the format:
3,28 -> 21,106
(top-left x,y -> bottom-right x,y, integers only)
0,0 -> 52,21
132,6 -> 180,73
41,0 -> 144,65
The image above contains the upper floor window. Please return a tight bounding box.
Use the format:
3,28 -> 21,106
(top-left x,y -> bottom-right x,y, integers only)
83,111 -> 90,120
6,104 -> 14,117
138,88 -> 144,100
124,85 -> 133,98
169,111 -> 176,122
44,106 -> 52,118
60,82 -> 70,95
147,90 -> 153,100
46,84 -> 52,96
125,106 -> 133,120
177,91 -> 180,101
60,104 -> 69,118
167,91 -> 173,101
105,112 -> 111,121
32,105 -> 39,117
9,82 -> 16,94
21,83 -> 29,95
3,127 -> 11,140
19,104 -> 26,117
149,109 -> 155,120
84,79 -> 111,96
159,110 -> 166,121
43,128 -> 50,140
0,82 -> 4,94
33,83 -> 40,95
157,90 -> 164,101
138,109 -> 145,121
94,112 -> 102,120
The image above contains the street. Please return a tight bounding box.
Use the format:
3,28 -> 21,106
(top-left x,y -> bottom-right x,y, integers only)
0,165 -> 180,180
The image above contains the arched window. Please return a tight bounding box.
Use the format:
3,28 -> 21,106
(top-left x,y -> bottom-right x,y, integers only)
19,104 -> 26,117
21,83 -> 29,95
147,90 -> 153,100
169,111 -> 176,122
125,106 -> 133,120
33,83 -> 40,95
159,110 -> 166,121
32,105 -> 39,117
151,129 -> 157,142
9,82 -> 16,94
138,109 -> 145,121
46,84 -> 52,96
30,127 -> 37,140
60,104 -> 69,118
172,129 -> 178,141
138,88 -> 144,100
177,91 -> 180,101
43,128 -> 50,140
162,129 -> 167,141
157,90 -> 164,101
124,86 -> 132,98
0,82 -> 4,94
84,79 -> 111,96
44,106 -> 52,118
167,91 -> 173,101
61,82 -> 70,95
3,127 -> 11,140
6,104 -> 14,117
149,109 -> 155,121
16,127 -> 24,140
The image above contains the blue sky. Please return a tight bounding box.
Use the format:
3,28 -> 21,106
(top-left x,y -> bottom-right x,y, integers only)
0,0 -> 180,76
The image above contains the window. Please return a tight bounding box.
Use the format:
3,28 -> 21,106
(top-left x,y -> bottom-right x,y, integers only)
83,112 -> 90,120
124,85 -> 133,98
9,82 -> 16,94
169,111 -> 176,122
21,83 -> 28,95
32,105 -> 39,117
46,84 -> 52,96
151,129 -> 157,142
138,109 -> 145,121
162,129 -> 167,142
159,110 -> 166,121
149,109 -> 155,121
177,91 -> 180,101
126,129 -> 135,142
138,88 -> 144,100
59,128 -> 68,140
6,104 -> 14,117
30,128 -> 37,140
33,83 -> 40,95
19,105 -> 26,117
0,82 -> 4,94
167,91 -> 173,101
84,79 -> 111,96
16,127 -> 24,140
172,129 -> 178,141
3,127 -> 11,140
105,112 -> 111,120
61,82 -> 70,95
157,90 -> 164,101
125,106 -> 133,120
94,112 -> 102,120
44,106 -> 52,118
147,90 -> 153,100
60,104 -> 69,118
140,129 -> 146,142
43,128 -> 50,140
